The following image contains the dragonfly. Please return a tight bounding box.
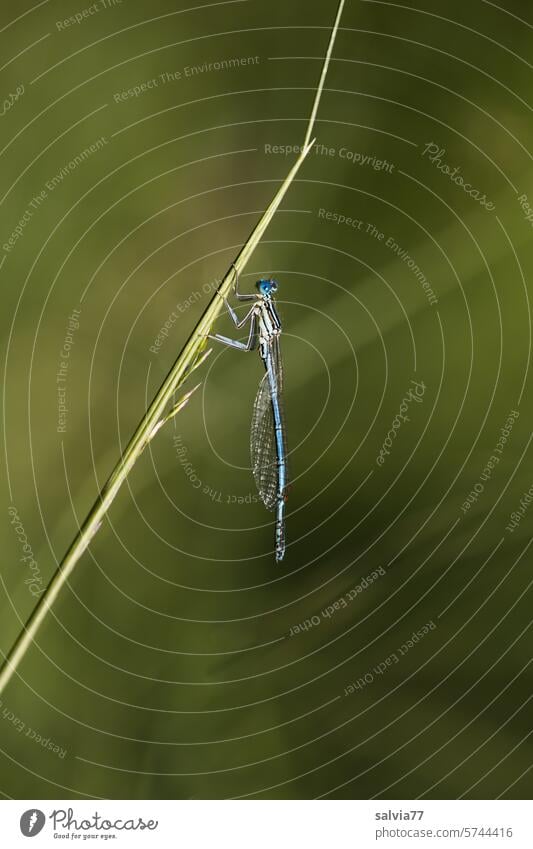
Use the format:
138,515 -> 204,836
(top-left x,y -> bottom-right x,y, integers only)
209,266 -> 289,562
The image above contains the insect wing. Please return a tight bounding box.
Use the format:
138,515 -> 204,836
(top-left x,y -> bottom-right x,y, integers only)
250,373 -> 278,510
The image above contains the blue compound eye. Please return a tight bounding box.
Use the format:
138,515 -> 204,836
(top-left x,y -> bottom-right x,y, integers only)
256,278 -> 279,296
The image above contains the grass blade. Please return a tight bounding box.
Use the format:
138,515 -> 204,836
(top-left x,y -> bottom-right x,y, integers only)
0,2 -> 346,697
303,0 -> 346,149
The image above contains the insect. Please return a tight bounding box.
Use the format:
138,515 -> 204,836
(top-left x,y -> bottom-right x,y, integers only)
209,266 -> 289,562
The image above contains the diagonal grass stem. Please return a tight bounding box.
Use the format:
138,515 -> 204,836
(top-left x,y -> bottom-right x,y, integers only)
0,0 -> 346,697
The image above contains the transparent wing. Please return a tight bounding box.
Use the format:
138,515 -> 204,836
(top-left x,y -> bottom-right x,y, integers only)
250,338 -> 287,511
250,373 -> 278,510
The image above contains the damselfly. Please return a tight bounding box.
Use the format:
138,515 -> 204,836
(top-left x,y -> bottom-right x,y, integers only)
209,267 -> 289,562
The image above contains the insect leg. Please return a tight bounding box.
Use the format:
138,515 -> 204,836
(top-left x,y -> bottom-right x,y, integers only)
232,263 -> 256,302
216,298 -> 256,329
208,313 -> 258,352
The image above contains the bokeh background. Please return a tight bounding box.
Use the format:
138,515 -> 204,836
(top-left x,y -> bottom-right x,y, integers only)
1,0 -> 532,799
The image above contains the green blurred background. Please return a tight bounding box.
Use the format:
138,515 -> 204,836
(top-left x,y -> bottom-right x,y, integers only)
1,0 -> 532,799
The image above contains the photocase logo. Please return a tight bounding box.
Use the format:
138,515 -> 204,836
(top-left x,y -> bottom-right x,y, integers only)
20,809 -> 45,837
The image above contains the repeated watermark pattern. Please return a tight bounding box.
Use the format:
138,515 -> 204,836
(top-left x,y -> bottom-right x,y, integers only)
421,143 -> 495,211
1,84 -> 24,118
506,483 -> 533,534
289,567 -> 386,637
517,193 -> 533,229
3,138 -> 109,254
318,207 -> 364,230
56,308 -> 82,433
265,142 -> 395,173
56,0 -> 123,30
317,210 -> 437,306
114,56 -> 260,103
367,222 -> 438,306
0,699 -> 67,759
150,279 -> 220,354
173,435 -> 260,504
8,506 -> 45,598
45,138 -> 109,192
461,410 -> 519,515
343,621 -> 437,696
376,380 -> 427,466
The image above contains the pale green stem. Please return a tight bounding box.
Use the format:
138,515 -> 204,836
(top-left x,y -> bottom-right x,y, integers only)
303,0 -> 346,149
0,1 -> 346,697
